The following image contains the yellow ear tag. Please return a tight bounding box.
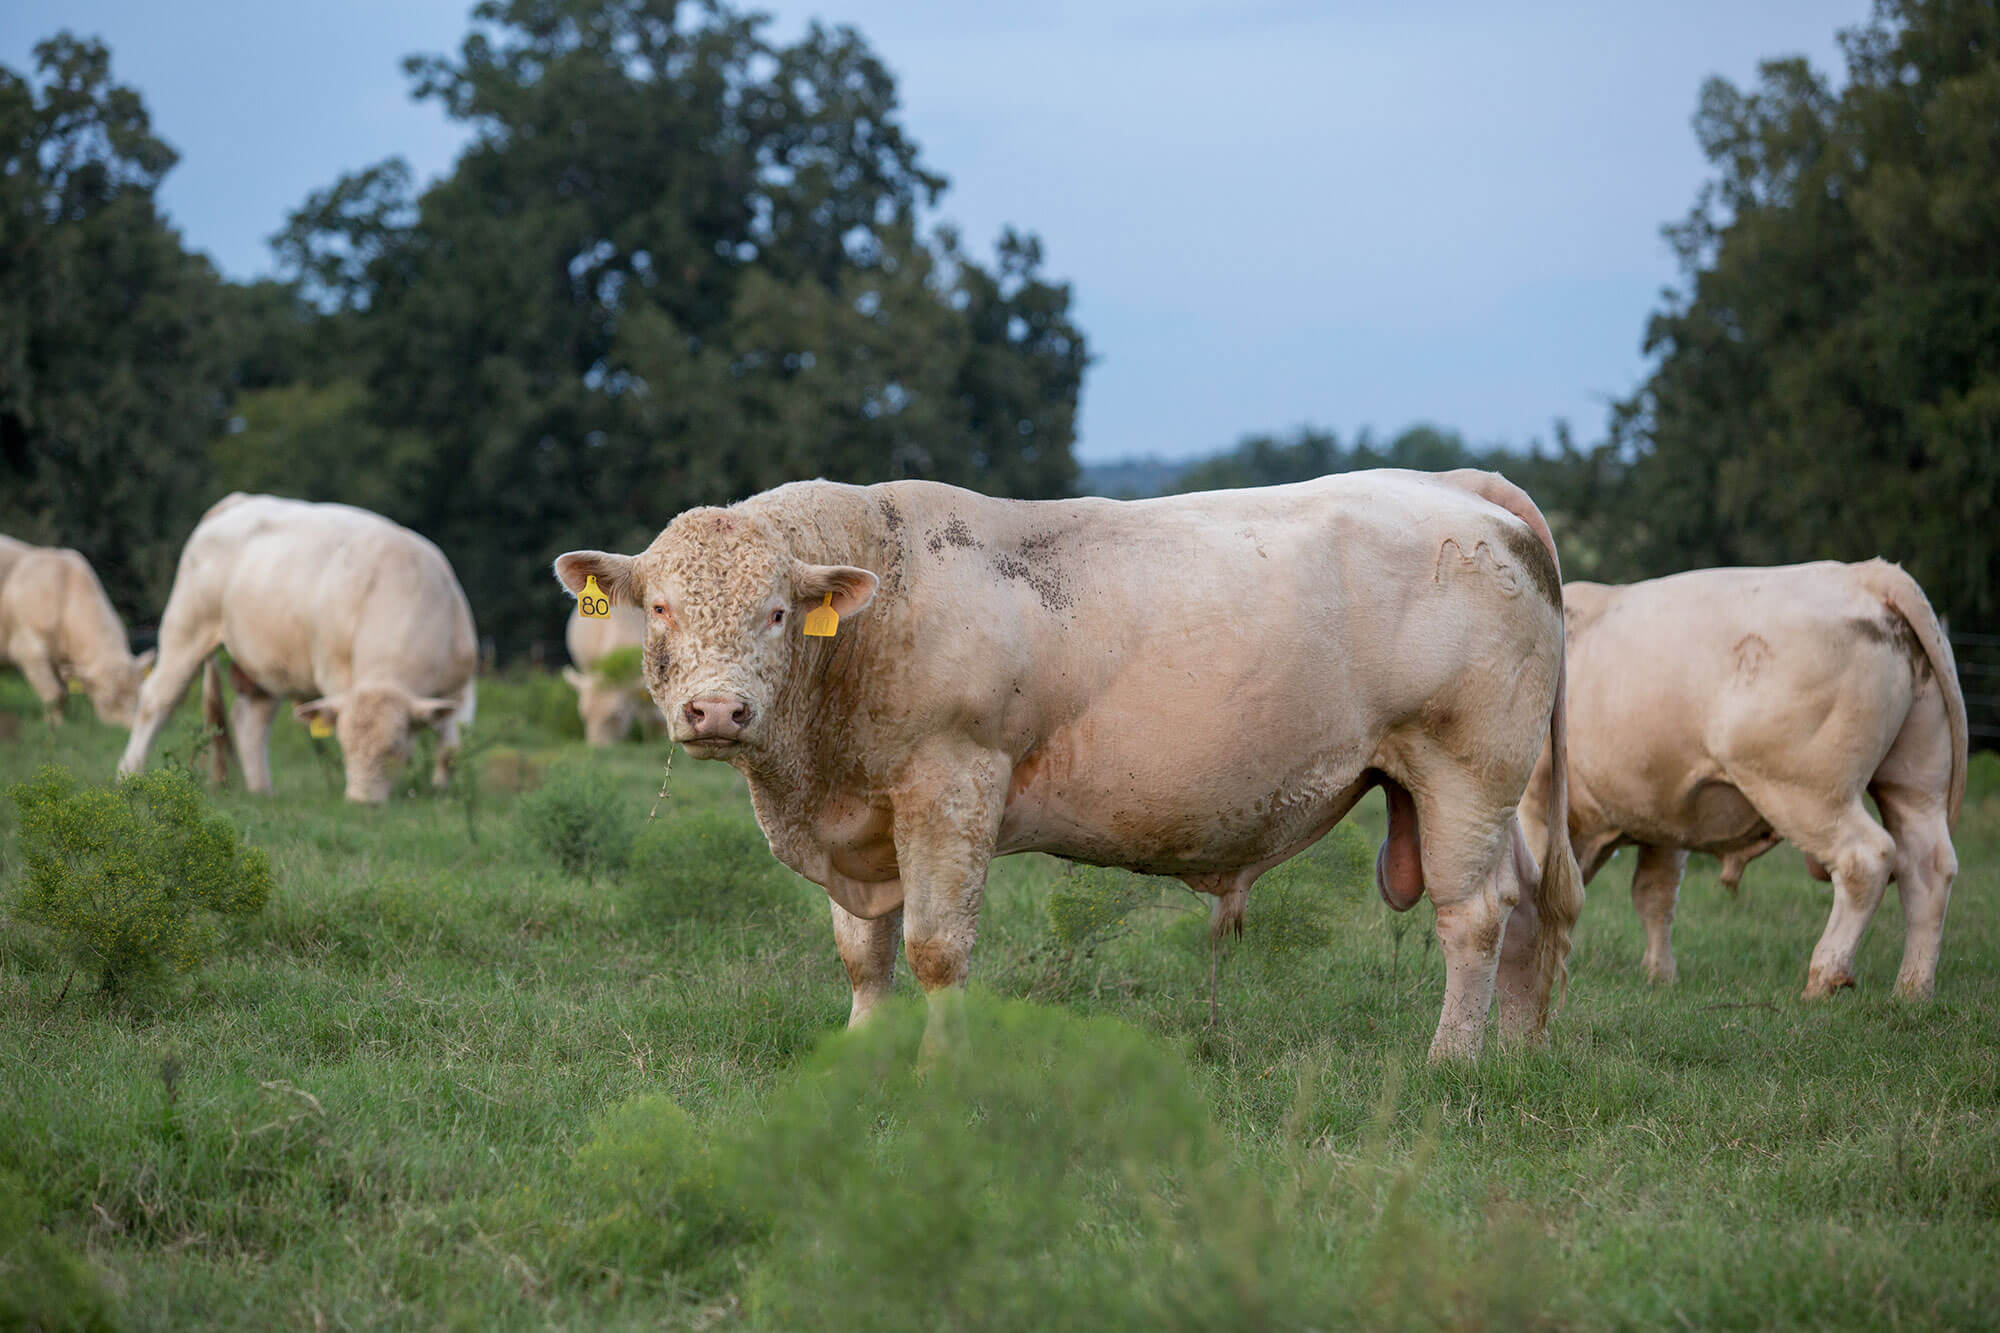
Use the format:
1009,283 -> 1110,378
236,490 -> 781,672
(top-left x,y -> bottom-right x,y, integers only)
309,715 -> 333,739
67,678 -> 85,695
578,574 -> 611,620
801,592 -> 839,638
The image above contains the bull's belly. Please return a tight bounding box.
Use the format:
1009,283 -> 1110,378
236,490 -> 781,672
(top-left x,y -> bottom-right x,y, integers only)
1597,769 -> 1773,855
995,744 -> 1374,876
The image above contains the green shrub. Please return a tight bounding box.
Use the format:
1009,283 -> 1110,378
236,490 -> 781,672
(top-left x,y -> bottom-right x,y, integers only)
592,645 -> 644,687
0,1169 -> 115,1332
10,765 -> 272,992
477,669 -> 585,743
520,762 -> 636,878
731,997 -> 1227,1330
626,808 -> 797,923
1047,864 -> 1158,953
564,1095 -> 761,1298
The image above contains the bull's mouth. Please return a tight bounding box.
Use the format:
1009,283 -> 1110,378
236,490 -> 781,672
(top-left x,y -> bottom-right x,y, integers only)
676,734 -> 747,754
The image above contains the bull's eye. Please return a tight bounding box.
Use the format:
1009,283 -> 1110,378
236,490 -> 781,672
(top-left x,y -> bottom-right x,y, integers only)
652,603 -> 667,617
770,607 -> 785,627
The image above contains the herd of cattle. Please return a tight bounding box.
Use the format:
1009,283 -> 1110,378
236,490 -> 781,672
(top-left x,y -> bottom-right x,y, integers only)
0,471 -> 1967,1059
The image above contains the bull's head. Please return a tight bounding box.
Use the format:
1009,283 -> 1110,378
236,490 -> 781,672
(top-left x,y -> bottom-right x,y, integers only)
85,649 -> 157,728
563,667 -> 641,746
294,685 -> 462,803
554,509 -> 876,758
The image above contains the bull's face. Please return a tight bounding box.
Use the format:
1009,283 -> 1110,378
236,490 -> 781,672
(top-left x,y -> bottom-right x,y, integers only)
89,650 -> 157,729
295,685 -> 462,803
564,668 -> 640,746
554,510 -> 877,760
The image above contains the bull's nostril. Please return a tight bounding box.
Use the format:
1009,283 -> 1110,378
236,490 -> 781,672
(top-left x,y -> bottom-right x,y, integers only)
731,702 -> 751,726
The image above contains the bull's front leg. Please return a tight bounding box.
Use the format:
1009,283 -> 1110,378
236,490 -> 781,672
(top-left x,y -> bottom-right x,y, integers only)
891,743 -> 1007,1058
831,899 -> 902,1026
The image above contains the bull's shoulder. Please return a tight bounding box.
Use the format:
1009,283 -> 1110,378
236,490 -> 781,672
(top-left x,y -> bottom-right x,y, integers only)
198,491 -> 258,526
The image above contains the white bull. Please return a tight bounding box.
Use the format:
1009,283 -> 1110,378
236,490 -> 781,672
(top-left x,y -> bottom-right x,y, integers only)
118,494 -> 478,803
556,472 -> 1584,1060
1519,561 -> 1966,998
0,534 -> 154,727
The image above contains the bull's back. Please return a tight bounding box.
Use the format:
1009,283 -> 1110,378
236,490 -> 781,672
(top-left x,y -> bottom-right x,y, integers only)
888,474 -> 1562,871
1568,564 -> 1921,834
191,497 -> 476,697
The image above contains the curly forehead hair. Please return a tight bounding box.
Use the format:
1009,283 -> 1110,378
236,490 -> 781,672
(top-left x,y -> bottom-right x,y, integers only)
645,508 -> 792,609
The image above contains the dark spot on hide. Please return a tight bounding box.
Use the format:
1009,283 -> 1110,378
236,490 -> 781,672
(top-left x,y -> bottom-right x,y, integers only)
1500,523 -> 1562,607
905,937 -> 965,991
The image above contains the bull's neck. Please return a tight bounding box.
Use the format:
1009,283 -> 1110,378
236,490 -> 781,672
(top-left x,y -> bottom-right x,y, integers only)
729,482 -> 904,813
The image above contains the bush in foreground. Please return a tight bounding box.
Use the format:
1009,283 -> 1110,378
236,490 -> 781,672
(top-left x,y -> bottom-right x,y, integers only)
10,765 -> 272,993
519,762 -> 636,879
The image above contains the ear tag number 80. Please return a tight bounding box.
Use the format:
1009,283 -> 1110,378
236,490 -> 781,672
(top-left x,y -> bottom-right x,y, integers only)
578,574 -> 611,620
802,592 -> 839,638
308,715 -> 333,740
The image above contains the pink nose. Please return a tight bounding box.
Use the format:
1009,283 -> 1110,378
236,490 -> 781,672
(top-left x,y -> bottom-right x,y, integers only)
683,695 -> 752,739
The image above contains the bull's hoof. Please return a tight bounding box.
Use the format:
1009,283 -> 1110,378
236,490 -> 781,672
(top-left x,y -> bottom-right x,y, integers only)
1892,976 -> 1935,1002
1643,960 -> 1678,986
1801,970 -> 1855,999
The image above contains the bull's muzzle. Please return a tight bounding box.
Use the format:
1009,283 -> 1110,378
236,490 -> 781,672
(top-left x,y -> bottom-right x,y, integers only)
681,694 -> 754,743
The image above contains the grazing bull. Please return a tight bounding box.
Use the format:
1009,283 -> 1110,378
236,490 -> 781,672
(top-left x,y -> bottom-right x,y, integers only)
563,604 -> 658,745
556,472 -> 1583,1061
117,494 -> 478,803
0,534 -> 155,727
1518,562 -> 1966,998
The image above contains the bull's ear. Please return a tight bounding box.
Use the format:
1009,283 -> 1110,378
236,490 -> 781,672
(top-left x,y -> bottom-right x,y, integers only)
295,697 -> 340,726
553,551 -> 639,607
561,666 -> 587,692
407,696 -> 461,728
796,564 -> 879,618
134,648 -> 157,674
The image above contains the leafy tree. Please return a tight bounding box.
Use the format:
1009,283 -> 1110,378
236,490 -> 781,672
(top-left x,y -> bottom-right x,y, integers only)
0,36 -> 231,619
265,0 -> 1088,643
1610,0 -> 2000,621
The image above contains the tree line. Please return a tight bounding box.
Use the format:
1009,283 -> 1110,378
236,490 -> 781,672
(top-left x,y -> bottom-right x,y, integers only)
2,0 -> 1994,643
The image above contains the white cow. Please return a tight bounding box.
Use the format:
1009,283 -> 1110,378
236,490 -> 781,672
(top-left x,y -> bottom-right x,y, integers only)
1519,561 -> 1966,998
0,534 -> 155,726
563,604 -> 657,745
117,494 -> 478,803
556,472 -> 1584,1061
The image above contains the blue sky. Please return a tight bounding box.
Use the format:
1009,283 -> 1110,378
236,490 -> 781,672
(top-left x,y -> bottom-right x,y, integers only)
3,1 -> 1869,463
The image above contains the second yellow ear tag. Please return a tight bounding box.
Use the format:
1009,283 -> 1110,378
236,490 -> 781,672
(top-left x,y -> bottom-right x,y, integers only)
309,715 -> 333,739
801,592 -> 839,638
67,678 -> 85,695
578,574 -> 611,619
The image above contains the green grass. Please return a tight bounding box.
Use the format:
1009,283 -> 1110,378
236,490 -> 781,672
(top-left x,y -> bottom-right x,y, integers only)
2,667 -> 1997,1329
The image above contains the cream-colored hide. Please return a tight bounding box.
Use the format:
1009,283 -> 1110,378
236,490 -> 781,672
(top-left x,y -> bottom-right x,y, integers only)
0,535 -> 155,727
563,604 -> 658,745
1518,561 -> 1967,999
556,472 -> 1583,1061
117,494 -> 478,803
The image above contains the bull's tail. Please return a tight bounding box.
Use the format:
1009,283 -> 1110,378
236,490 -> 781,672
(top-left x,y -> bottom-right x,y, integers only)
202,655 -> 232,789
1439,469 -> 1586,1030
1861,560 -> 1967,830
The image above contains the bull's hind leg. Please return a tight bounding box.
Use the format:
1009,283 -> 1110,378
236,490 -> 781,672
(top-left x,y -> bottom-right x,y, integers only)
1416,774 -> 1523,1061
228,671 -> 280,794
1871,685 -> 1959,998
1630,845 -> 1689,984
831,900 -> 903,1026
1738,777 -> 1897,998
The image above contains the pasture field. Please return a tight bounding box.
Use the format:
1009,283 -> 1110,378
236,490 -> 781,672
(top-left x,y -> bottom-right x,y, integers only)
2,671 -> 1997,1330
